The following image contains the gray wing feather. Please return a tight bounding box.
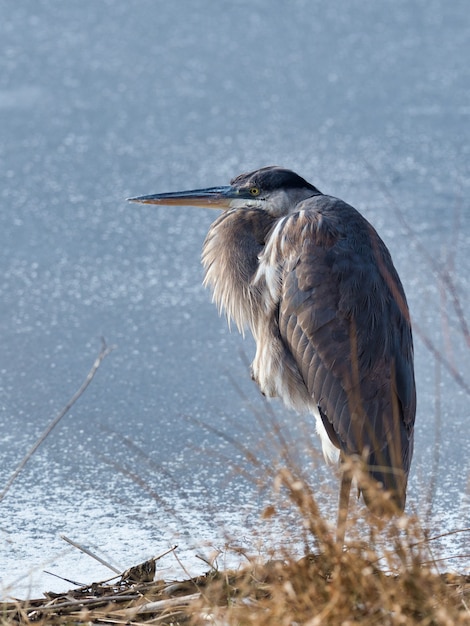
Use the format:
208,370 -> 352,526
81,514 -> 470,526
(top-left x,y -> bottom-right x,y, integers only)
275,197 -> 416,509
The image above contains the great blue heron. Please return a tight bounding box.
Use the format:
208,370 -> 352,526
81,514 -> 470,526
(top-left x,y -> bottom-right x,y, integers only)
129,166 -> 416,539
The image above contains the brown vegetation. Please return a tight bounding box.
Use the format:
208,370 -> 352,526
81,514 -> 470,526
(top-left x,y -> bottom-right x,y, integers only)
2,464 -> 468,625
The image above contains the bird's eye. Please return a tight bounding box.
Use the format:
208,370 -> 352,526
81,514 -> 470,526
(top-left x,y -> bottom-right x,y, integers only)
249,187 -> 261,196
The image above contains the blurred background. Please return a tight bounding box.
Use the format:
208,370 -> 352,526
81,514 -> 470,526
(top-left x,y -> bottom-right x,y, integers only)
0,0 -> 469,597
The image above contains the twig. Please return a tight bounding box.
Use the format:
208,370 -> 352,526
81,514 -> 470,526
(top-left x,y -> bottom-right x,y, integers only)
0,339 -> 114,503
172,546 -> 196,583
419,554 -> 470,566
42,570 -> 85,587
60,534 -> 122,575
86,593 -> 202,617
28,593 -> 142,612
135,592 -> 201,614
365,160 -> 470,348
153,545 -> 179,562
409,526 -> 470,548
196,551 -> 220,570
412,325 -> 470,395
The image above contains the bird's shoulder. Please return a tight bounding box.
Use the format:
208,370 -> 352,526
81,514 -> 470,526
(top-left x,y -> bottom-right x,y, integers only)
261,195 -> 377,295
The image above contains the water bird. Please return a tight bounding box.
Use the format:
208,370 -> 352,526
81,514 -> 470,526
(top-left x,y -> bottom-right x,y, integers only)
130,165 -> 416,540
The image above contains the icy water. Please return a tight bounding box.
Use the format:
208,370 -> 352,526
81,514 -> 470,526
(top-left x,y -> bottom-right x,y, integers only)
1,0 -> 469,597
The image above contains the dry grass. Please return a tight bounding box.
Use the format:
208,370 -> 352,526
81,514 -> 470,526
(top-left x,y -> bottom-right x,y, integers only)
1,463 -> 468,625
187,464 -> 470,626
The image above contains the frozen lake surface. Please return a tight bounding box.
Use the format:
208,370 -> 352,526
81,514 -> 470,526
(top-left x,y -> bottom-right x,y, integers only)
1,0 -> 469,597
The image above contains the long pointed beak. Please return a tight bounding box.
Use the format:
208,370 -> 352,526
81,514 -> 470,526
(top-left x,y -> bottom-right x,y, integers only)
128,186 -> 237,209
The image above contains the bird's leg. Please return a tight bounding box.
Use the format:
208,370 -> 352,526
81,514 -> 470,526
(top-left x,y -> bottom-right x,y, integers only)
336,468 -> 352,547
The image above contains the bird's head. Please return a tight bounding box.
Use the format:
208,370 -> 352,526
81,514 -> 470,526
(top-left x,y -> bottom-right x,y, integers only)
128,166 -> 321,217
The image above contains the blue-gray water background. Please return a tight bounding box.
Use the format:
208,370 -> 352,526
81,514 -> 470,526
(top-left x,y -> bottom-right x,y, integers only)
1,0 -> 469,597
